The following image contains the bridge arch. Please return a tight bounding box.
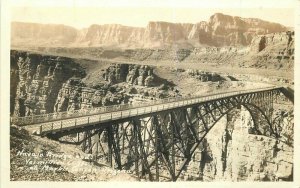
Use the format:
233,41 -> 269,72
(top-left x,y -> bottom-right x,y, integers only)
132,92 -> 286,181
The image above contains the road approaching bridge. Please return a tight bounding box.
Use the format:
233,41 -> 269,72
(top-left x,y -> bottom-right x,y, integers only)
11,86 -> 281,135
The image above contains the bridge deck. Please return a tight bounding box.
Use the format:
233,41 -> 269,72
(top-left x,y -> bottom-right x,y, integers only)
17,86 -> 279,135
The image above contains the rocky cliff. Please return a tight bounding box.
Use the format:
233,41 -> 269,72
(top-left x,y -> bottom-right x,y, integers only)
53,63 -> 171,113
10,51 -> 177,116
184,107 -> 293,181
246,31 -> 294,69
30,30 -> 294,71
206,13 -> 288,46
11,13 -> 289,48
11,51 -> 86,116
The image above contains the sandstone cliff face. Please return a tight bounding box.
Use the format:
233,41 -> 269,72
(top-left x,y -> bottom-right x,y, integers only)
184,107 -> 293,181
64,63 -> 178,111
83,62 -> 170,90
53,80 -> 130,112
207,13 -> 287,47
11,13 -> 289,48
29,30 -> 294,72
250,31 -> 294,54
244,31 -> 294,69
82,24 -> 144,46
10,51 -> 86,116
10,51 -> 177,116
143,22 -> 193,44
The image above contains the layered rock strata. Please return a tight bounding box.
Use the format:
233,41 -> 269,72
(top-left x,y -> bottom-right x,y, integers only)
11,13 -> 289,48
11,51 -> 85,116
11,51 -> 176,116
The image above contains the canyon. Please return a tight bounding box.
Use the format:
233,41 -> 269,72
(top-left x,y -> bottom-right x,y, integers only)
10,12 -> 294,182
10,49 -> 294,181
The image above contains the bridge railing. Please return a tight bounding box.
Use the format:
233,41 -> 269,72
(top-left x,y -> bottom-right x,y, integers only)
11,86 -> 279,126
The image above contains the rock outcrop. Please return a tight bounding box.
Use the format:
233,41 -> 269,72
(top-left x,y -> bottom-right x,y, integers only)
184,107 -> 293,181
11,51 -> 86,116
187,69 -> 224,82
206,13 -> 287,47
246,31 -> 294,69
54,80 -> 130,112
103,64 -> 129,84
83,24 -> 144,47
102,64 -> 156,87
10,51 -> 177,116
11,13 -> 289,48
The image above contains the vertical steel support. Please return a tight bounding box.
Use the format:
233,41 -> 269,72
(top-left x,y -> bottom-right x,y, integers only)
170,113 -> 176,181
107,127 -> 113,167
121,124 -> 125,154
111,125 -> 122,169
135,118 -> 153,181
96,136 -> 99,161
153,115 -> 160,181
88,131 -> 92,154
133,121 -> 140,178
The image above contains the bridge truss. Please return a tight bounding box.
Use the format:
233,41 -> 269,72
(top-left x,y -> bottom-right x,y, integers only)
35,87 -> 293,181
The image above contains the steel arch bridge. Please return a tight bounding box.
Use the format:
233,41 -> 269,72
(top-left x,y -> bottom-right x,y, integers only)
11,86 -> 294,181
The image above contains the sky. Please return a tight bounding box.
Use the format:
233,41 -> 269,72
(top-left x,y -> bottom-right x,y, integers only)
10,0 -> 296,28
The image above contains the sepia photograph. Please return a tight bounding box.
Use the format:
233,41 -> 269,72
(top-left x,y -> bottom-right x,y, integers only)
1,0 -> 298,186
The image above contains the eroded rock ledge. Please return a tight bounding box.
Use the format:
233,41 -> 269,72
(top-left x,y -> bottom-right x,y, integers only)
10,51 -> 178,116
